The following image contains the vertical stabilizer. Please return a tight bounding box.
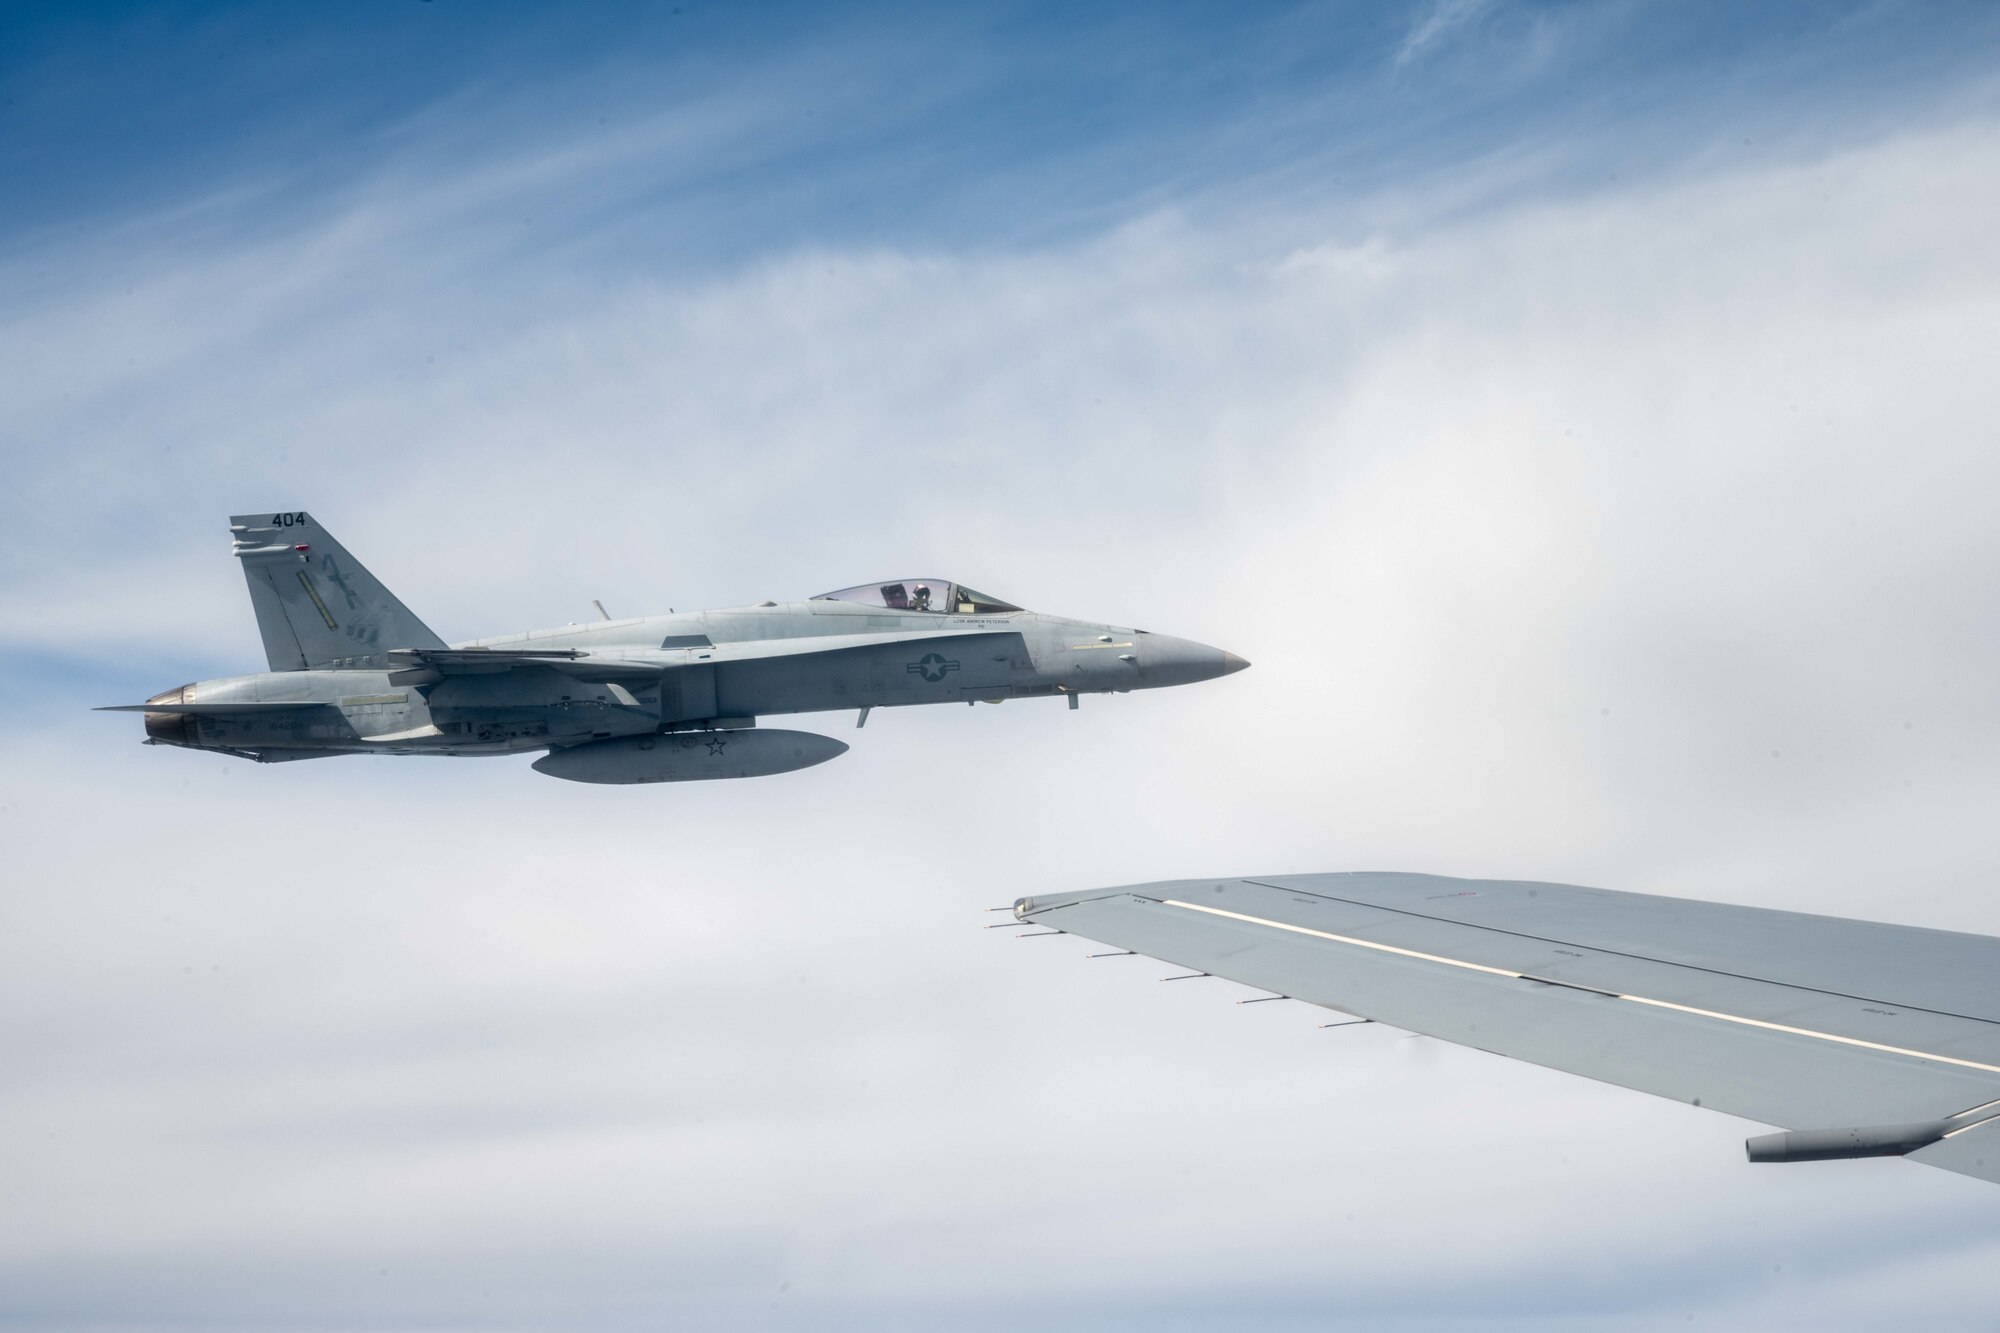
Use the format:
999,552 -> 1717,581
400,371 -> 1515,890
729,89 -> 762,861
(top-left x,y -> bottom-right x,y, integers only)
230,511 -> 446,670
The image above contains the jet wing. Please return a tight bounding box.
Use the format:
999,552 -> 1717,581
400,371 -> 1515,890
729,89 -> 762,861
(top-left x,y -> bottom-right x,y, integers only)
386,647 -> 668,682
1013,873 -> 2000,1185
405,630 -> 1026,679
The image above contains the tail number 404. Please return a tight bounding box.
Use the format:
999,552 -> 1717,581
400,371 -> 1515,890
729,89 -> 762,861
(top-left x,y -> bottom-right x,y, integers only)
269,512 -> 309,527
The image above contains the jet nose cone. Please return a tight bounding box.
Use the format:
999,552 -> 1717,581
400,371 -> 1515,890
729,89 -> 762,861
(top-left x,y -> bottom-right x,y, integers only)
1141,637 -> 1250,687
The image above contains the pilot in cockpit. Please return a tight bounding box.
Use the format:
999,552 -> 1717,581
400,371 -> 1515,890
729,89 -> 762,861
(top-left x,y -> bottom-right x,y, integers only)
909,583 -> 933,612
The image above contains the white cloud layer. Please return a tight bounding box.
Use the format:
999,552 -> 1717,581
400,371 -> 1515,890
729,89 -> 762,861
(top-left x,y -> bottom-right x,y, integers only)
4,96 -> 2000,1329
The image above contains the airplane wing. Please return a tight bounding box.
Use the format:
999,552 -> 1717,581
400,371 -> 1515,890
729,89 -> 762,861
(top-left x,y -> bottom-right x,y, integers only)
386,647 -> 668,682
412,630 -> 1025,669
1012,873 -> 2000,1185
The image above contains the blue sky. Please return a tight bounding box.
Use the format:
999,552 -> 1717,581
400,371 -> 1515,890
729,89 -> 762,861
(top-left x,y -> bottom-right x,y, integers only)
6,3 -> 2000,1330
8,2 -> 1996,263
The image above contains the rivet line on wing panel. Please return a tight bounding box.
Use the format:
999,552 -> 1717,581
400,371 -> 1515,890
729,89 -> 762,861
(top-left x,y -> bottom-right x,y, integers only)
1160,899 -> 2000,1079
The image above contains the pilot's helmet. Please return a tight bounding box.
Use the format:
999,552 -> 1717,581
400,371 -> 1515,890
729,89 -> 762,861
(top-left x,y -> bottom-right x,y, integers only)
911,583 -> 932,605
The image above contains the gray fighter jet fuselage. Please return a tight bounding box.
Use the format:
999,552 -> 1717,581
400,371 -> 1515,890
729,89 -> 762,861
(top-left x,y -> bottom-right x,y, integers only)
105,512 -> 1248,782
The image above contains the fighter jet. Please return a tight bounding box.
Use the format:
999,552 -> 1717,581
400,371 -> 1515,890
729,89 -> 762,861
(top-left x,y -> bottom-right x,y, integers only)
1011,872 -> 2000,1187
101,511 -> 1248,782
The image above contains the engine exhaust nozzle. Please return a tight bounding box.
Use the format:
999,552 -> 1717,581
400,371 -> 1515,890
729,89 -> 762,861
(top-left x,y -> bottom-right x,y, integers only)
143,684 -> 200,747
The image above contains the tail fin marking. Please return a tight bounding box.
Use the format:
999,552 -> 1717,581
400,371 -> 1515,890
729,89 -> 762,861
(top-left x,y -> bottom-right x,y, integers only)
230,512 -> 446,670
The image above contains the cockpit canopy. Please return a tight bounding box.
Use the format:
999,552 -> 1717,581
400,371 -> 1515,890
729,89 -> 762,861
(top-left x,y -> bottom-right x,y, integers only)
811,579 -> 1023,615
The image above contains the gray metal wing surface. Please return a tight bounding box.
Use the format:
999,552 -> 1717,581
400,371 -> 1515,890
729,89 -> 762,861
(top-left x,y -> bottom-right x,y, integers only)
1013,873 -> 2000,1185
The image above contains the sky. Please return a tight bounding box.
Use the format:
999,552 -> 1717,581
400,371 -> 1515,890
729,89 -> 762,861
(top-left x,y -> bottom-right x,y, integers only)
5,1 -> 2000,1328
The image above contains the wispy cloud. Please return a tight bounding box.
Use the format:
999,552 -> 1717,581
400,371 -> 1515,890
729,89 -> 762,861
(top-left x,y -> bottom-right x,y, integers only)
1395,0 -> 1494,65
